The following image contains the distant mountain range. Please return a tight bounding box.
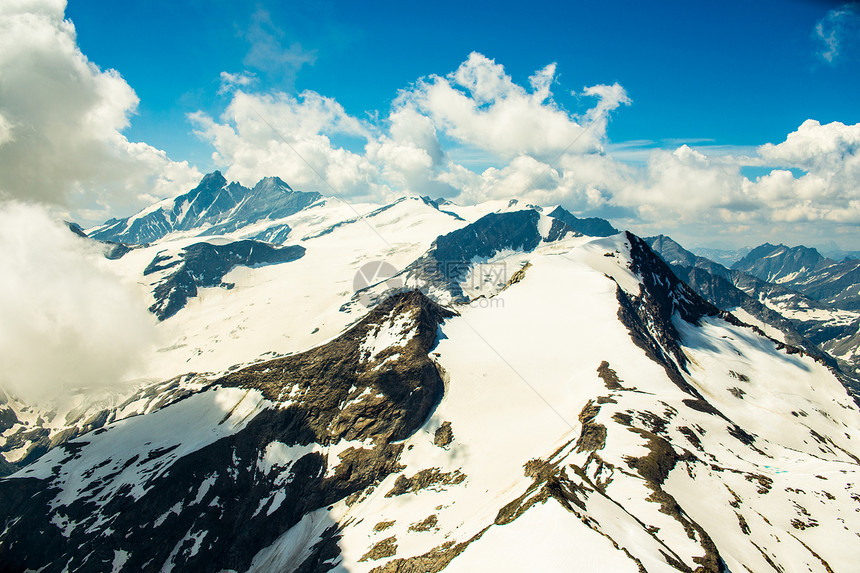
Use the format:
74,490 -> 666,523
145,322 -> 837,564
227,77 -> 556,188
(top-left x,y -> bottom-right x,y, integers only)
690,245 -> 751,266
1,172 -> 859,572
646,235 -> 860,389
732,243 -> 860,310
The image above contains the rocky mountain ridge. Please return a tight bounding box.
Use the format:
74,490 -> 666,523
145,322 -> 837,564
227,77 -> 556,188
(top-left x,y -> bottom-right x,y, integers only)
87,172 -> 321,244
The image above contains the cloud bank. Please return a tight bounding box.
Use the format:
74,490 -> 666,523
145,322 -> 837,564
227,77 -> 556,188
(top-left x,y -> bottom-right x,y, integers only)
0,2 -> 179,404
0,203 -> 158,404
195,52 -> 632,206
198,51 -> 860,248
0,0 -> 200,220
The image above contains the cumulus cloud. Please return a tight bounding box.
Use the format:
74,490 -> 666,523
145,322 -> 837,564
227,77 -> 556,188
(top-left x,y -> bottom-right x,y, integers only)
814,3 -> 860,64
759,119 -> 860,172
365,106 -> 458,199
0,0 -> 200,220
754,120 -> 860,222
190,51 -> 860,247
194,53 -> 631,203
190,90 -> 381,199
397,53 -> 624,159
0,203 -> 158,404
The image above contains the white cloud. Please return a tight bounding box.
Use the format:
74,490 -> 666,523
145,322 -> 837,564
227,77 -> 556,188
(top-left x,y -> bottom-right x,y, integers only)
759,119 -> 860,172
814,4 -> 860,64
397,52 -> 623,160
0,0 -> 200,220
751,119 -> 860,223
194,53 -> 632,204
189,52 -> 860,248
0,203 -> 158,404
582,83 -> 631,138
0,112 -> 13,147
365,106 -> 459,198
219,71 -> 257,95
190,90 -> 380,200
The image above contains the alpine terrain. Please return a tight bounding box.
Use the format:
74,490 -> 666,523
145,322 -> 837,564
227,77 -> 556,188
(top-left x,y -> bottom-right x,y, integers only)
1,172 -> 860,572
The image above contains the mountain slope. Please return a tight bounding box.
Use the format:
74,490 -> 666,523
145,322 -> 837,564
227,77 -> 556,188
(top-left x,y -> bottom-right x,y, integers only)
547,205 -> 618,237
2,223 -> 859,572
646,235 -> 860,393
0,292 -> 453,572
143,240 -> 306,320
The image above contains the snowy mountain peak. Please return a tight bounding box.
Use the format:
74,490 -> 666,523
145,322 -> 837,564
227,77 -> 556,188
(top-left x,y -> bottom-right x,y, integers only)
734,241 -> 860,311
252,175 -> 293,194
193,169 -> 228,192
86,172 -> 322,245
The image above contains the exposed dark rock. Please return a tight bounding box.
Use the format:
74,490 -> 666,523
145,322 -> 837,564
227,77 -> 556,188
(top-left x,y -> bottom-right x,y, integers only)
385,468 -> 467,497
0,290 -> 451,573
615,233 -> 723,399
223,290 -> 454,444
728,387 -> 746,399
597,361 -> 624,390
728,371 -> 750,382
89,172 -> 321,244
624,428 -> 680,486
0,407 -> 18,433
644,235 -> 834,353
65,221 -> 88,238
727,424 -> 756,446
145,240 -> 305,320
408,514 -> 438,532
66,217 -> 142,259
744,473 -> 773,494
391,210 -> 575,305
575,400 -> 607,453
374,520 -> 396,532
498,262 -> 532,294
293,525 -> 342,573
677,427 -> 704,452
548,206 -> 618,237
433,422 -> 453,448
368,528 -> 490,573
360,536 -> 398,562
646,234 -> 860,398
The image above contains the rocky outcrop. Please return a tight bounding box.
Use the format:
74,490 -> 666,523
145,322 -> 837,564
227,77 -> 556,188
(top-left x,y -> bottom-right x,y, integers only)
0,291 -> 453,573
145,240 -> 305,320
548,205 -> 617,237
378,210 -> 577,306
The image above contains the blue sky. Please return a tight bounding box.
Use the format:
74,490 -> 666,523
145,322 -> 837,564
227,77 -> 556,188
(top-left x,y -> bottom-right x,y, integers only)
1,0 -> 860,248
65,0 -> 858,167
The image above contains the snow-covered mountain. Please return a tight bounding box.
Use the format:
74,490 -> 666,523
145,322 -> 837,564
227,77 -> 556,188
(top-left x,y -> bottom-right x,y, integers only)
646,235 -> 860,389
2,173 -> 860,572
87,172 -> 321,244
733,243 -> 860,311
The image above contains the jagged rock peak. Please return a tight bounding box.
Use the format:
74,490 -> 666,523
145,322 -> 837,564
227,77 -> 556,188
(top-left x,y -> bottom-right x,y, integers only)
252,175 -> 293,193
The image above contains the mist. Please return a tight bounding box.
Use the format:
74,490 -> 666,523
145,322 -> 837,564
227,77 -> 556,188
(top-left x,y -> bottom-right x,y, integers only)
0,202 -> 158,405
